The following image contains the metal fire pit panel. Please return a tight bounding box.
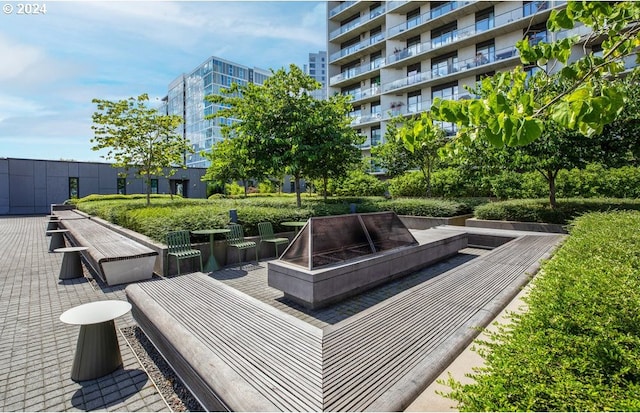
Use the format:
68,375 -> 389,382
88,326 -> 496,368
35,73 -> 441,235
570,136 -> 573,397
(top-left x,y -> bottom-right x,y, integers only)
280,212 -> 418,270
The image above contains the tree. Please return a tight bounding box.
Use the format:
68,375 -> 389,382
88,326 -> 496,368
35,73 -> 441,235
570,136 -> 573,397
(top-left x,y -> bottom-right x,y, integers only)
427,1 -> 640,148
305,97 -> 363,201
201,138 -> 261,197
91,93 -> 188,206
206,64 -> 363,207
375,113 -> 448,197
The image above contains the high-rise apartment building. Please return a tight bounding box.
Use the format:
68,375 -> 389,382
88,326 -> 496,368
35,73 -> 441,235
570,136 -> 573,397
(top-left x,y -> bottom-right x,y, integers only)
304,50 -> 329,100
166,56 -> 271,168
326,1 -> 619,173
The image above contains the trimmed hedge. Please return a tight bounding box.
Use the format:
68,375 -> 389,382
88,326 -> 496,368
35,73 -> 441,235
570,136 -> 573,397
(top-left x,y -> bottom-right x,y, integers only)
444,211 -> 640,411
74,195 -> 477,242
474,198 -> 640,225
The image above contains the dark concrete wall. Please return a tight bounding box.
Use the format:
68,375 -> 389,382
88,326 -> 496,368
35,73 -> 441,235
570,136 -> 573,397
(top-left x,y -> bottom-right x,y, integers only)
0,158 -> 208,215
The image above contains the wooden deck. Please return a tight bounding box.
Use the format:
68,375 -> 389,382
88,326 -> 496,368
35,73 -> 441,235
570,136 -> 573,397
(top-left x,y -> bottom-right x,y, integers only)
126,229 -> 564,411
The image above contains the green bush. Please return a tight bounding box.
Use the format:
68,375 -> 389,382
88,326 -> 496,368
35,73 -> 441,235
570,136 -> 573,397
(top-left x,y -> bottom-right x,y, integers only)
444,211 -> 640,411
474,198 -> 640,224
488,171 -> 547,199
387,171 -> 427,197
334,170 -> 388,196
375,198 -> 471,217
557,164 -> 640,199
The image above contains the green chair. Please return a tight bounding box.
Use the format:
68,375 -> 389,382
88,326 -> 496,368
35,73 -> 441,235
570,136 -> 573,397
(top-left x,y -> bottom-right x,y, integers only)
166,230 -> 202,276
258,222 -> 289,258
225,224 -> 258,264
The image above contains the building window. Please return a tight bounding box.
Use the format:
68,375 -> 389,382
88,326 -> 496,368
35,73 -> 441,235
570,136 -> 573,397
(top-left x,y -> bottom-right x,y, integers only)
151,179 -> 159,195
407,35 -> 421,57
432,82 -> 459,101
117,178 -> 126,195
525,24 -> 547,45
431,22 -> 457,48
475,7 -> 494,33
431,53 -> 458,77
371,126 -> 381,146
69,177 -> 79,199
408,91 -> 422,113
523,1 -> 548,17
371,101 -> 381,118
407,7 -> 421,29
407,62 -> 422,85
475,40 -> 495,66
370,51 -> 383,70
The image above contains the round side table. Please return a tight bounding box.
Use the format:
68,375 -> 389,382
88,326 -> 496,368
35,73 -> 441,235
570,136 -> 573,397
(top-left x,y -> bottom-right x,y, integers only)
48,229 -> 68,252
54,246 -> 88,280
60,300 -> 132,381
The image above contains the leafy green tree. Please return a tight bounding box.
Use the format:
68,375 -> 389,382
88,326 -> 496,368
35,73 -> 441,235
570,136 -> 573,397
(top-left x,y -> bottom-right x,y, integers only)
428,1 -> 640,148
376,113 -> 448,197
206,64 -> 362,207
305,97 -> 364,201
91,93 -> 189,206
201,138 -> 261,197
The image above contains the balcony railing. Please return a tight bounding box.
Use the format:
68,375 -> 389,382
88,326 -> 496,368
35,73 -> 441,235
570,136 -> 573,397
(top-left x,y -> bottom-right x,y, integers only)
329,1 -> 357,18
329,32 -> 386,62
383,45 -> 518,93
329,59 -> 385,85
329,4 -> 386,40
386,7 -> 528,65
343,84 -> 381,102
351,112 -> 382,126
388,1 -> 472,37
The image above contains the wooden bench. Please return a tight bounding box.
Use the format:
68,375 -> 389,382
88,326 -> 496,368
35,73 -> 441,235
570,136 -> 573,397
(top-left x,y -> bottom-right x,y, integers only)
55,210 -> 158,286
126,229 -> 564,411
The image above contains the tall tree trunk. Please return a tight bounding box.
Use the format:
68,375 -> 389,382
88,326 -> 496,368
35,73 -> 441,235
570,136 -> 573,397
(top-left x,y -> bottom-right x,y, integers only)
548,169 -> 557,209
294,175 -> 302,208
323,176 -> 328,202
145,172 -> 151,206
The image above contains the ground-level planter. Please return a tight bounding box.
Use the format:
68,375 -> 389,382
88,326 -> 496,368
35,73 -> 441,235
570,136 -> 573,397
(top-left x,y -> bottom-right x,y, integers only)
399,214 -> 473,229
466,218 -> 567,234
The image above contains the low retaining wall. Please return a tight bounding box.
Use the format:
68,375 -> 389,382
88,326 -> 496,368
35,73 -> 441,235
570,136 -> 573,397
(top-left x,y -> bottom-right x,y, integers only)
466,218 -> 567,234
399,214 -> 472,229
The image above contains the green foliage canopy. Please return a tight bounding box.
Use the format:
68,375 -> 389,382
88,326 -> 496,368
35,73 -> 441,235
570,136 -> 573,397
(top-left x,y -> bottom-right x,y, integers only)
91,93 -> 189,205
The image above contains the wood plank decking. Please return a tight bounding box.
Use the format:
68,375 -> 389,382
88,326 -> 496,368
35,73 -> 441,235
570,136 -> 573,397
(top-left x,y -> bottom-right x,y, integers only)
127,229 -> 564,411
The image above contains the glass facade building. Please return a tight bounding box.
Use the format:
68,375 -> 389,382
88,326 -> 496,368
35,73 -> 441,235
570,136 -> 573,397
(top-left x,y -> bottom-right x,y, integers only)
304,51 -> 328,100
167,57 -> 271,168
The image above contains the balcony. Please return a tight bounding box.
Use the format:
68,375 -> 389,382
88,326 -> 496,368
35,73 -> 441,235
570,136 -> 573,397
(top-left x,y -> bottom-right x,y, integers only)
329,4 -> 386,41
351,113 -> 382,127
329,32 -> 386,63
343,84 -> 382,103
385,6 -> 536,68
388,1 -> 472,38
383,45 -> 519,94
329,59 -> 385,86
329,1 -> 357,18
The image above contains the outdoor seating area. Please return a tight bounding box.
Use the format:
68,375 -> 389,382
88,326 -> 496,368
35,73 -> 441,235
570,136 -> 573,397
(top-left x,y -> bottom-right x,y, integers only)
126,227 -> 564,411
53,210 -> 158,286
0,214 -> 567,412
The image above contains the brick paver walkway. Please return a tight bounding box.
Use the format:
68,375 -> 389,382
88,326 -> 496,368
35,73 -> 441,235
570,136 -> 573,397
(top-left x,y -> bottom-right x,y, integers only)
0,216 -> 168,412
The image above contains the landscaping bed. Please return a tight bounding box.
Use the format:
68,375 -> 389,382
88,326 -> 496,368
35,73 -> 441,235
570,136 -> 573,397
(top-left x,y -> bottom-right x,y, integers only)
444,211 -> 640,411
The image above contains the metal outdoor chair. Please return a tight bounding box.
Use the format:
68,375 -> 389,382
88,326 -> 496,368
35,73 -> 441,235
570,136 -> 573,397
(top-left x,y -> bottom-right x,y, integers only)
166,230 -> 203,276
225,224 -> 258,264
258,222 -> 290,258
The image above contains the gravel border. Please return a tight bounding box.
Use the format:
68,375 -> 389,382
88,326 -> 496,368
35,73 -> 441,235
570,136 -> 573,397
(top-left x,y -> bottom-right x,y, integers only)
121,325 -> 204,412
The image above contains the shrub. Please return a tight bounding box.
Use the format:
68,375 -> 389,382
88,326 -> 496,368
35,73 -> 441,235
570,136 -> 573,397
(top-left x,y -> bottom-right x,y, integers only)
334,170 -> 388,196
225,182 -> 245,196
375,198 -> 471,217
474,198 -> 640,224
444,211 -> 640,411
387,171 -> 426,197
488,171 -> 547,200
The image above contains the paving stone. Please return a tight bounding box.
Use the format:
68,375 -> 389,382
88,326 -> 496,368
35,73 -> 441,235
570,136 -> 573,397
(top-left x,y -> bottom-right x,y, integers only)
0,217 -> 166,412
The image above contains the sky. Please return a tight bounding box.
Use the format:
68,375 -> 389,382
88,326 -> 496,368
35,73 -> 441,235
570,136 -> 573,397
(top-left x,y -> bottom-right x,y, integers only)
0,0 -> 326,162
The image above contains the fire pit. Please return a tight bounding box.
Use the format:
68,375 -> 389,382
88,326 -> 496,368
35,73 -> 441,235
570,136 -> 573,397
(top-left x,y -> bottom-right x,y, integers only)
268,212 -> 467,308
